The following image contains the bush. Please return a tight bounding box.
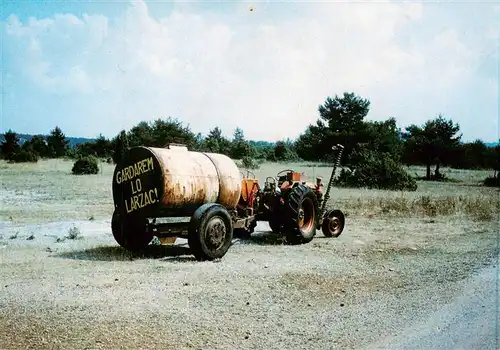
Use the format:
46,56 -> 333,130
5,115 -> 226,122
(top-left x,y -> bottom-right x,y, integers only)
8,149 -> 39,163
241,156 -> 260,170
67,226 -> 81,239
334,151 -> 417,191
483,173 -> 499,187
72,156 -> 99,175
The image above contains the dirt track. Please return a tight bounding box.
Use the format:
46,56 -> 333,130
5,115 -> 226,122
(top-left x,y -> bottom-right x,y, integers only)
1,215 -> 498,349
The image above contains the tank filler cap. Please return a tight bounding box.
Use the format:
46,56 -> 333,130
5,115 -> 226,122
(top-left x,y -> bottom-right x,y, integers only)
167,143 -> 189,151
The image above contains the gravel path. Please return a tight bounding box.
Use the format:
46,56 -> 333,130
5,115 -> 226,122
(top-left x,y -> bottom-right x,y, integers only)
368,260 -> 499,349
0,216 -> 498,349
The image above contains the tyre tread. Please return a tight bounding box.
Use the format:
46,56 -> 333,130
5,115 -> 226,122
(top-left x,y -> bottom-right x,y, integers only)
283,184 -> 318,244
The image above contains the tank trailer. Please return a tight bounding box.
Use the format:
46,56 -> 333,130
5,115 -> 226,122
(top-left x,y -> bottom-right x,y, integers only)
111,144 -> 345,261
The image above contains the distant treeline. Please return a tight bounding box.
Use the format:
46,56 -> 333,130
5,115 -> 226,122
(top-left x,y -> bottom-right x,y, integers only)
2,91 -> 499,183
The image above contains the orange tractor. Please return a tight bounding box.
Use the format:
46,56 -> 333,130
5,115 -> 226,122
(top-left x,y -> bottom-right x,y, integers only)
111,143 -> 345,260
234,144 -> 346,244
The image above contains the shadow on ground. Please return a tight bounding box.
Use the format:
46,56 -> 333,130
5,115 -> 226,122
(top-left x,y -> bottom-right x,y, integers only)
234,231 -> 286,245
234,229 -> 333,245
52,230 -> 309,262
52,244 -> 196,262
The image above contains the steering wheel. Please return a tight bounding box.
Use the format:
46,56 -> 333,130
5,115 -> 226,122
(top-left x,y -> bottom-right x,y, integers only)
276,169 -> 294,178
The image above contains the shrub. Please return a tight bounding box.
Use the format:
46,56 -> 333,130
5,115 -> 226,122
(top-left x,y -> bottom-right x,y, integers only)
67,226 -> 81,239
8,149 -> 39,163
483,173 -> 499,187
241,156 -> 260,170
72,156 -> 99,175
334,151 -> 417,191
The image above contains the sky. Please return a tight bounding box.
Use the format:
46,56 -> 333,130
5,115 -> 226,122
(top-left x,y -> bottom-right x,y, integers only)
1,0 -> 499,143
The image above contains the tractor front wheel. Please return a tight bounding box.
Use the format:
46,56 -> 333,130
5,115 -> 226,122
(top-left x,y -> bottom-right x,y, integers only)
188,203 -> 233,261
321,209 -> 345,238
283,185 -> 318,244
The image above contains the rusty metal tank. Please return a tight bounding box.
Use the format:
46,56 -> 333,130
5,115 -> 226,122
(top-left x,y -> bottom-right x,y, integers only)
112,144 -> 242,218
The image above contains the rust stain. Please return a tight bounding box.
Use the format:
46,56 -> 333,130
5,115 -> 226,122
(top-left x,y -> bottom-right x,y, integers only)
218,176 -> 242,207
204,152 -> 242,209
148,146 -> 241,210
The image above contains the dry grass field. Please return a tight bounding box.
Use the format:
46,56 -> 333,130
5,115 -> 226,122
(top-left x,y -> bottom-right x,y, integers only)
1,159 -> 499,349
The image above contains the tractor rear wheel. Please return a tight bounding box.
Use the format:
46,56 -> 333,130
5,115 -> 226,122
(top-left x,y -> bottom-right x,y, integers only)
111,209 -> 153,254
283,185 -> 318,244
188,203 -> 233,261
321,209 -> 345,238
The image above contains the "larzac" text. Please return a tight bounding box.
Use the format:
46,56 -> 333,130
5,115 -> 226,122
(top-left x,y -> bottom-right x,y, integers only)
125,188 -> 159,213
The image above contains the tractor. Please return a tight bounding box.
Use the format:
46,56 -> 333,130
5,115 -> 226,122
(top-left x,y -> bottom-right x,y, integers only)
234,144 -> 346,244
111,143 -> 345,260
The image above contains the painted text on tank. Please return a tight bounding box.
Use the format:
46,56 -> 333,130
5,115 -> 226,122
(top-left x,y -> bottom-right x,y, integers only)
116,157 -> 154,184
125,188 -> 159,213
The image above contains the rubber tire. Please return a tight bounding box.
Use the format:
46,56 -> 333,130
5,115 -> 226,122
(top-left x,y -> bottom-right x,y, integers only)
268,218 -> 281,233
283,184 -> 318,245
111,209 -> 153,254
188,203 -> 233,261
268,195 -> 283,233
321,209 -> 345,238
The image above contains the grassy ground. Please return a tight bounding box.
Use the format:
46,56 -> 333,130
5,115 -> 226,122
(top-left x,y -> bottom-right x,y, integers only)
1,159 -> 497,224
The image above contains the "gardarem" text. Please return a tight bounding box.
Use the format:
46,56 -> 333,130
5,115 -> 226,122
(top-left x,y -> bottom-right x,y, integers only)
115,157 -> 154,184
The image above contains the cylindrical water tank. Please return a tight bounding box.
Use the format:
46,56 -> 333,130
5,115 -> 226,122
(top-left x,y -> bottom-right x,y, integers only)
112,145 -> 242,218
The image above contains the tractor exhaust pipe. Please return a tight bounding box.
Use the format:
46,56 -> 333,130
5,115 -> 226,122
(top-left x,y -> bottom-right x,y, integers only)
318,144 -> 344,226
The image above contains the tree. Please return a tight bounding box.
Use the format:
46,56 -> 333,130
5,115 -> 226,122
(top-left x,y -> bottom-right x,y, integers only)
402,114 -> 461,180
23,135 -> 49,158
448,139 -> 490,169
274,141 -> 288,159
0,130 -> 21,160
111,130 -> 129,164
230,127 -> 255,159
46,126 -> 70,158
365,118 -> 403,159
270,140 -> 299,161
295,92 -> 371,164
249,140 -> 275,159
119,117 -> 200,151
150,117 -> 198,148
490,143 -> 500,171
70,134 -> 112,159
127,121 -> 155,147
203,127 -> 231,155
94,134 -> 112,158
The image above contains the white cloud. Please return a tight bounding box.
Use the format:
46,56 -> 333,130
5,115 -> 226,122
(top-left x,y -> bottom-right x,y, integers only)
2,0 -> 498,142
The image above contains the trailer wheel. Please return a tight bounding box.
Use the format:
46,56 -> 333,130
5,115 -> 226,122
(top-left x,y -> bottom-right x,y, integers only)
188,203 -> 233,261
321,209 -> 345,238
283,184 -> 318,244
111,209 -> 153,254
